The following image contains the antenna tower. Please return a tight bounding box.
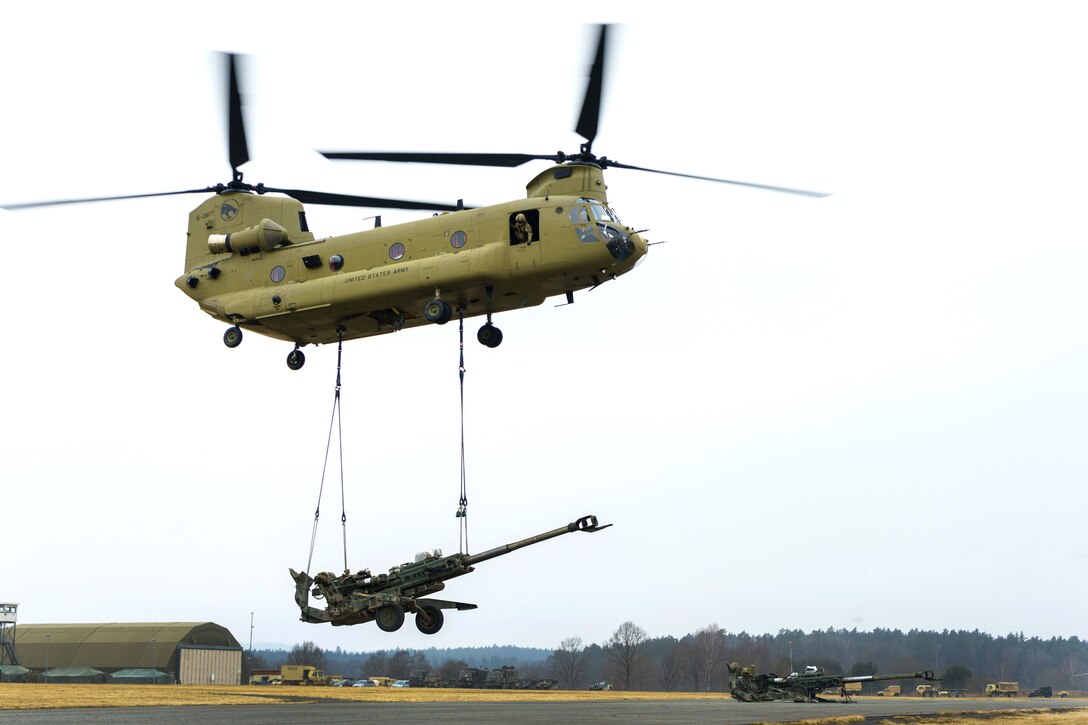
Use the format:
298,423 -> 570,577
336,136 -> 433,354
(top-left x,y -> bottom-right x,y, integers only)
0,603 -> 18,669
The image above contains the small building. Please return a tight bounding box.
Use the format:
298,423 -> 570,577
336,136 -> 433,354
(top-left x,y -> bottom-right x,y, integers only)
14,622 -> 247,685
250,668 -> 281,685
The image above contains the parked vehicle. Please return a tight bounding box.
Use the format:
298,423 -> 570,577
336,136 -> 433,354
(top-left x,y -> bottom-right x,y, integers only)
280,665 -> 329,686
986,682 -> 1019,697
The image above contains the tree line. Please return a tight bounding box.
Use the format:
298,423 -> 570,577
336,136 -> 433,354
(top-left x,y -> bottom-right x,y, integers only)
247,626 -> 1088,693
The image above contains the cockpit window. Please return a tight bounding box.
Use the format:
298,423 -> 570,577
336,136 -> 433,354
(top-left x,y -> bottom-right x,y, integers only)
579,198 -> 621,223
570,204 -> 598,244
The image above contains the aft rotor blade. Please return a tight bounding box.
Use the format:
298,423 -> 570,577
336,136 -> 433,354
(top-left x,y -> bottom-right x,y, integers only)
4,186 -> 467,212
576,25 -> 608,148
321,151 -> 560,168
2,188 -> 219,210
261,186 -> 468,211
227,53 -> 250,174
606,160 -> 830,198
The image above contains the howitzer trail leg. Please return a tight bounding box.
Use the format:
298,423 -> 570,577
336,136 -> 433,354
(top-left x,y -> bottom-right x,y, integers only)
289,569 -> 333,623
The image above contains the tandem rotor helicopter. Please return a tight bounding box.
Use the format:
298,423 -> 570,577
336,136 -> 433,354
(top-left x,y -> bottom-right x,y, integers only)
4,26 -> 825,370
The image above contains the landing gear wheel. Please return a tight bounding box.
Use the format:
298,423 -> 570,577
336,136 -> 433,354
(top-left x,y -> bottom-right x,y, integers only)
415,604 -> 444,635
375,604 -> 405,632
424,299 -> 453,325
223,326 -> 243,348
477,323 -> 503,348
286,349 -> 306,370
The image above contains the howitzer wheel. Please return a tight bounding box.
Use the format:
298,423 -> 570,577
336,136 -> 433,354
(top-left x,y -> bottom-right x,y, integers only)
415,604 -> 444,635
375,604 -> 405,632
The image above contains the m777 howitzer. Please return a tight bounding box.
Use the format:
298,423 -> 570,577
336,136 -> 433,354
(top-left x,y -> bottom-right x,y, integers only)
290,514 -> 611,635
727,663 -> 936,703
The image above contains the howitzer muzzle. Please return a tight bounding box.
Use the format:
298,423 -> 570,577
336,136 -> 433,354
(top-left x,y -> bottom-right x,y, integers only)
575,515 -> 612,533
462,514 -> 611,566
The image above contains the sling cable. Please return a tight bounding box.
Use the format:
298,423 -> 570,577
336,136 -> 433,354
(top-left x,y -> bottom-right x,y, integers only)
306,327 -> 350,576
456,305 -> 470,555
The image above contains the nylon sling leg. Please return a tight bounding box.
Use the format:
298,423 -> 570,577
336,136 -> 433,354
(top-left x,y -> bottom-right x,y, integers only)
456,306 -> 469,554
306,327 -> 350,575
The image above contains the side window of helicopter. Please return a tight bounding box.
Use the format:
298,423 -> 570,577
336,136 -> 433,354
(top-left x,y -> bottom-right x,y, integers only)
509,210 -> 539,246
569,204 -> 599,244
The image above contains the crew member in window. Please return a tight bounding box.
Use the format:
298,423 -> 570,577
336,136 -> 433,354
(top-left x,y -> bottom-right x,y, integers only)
513,213 -> 533,244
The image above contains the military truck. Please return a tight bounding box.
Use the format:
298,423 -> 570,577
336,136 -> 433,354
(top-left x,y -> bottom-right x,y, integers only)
877,684 -> 902,696
280,665 -> 328,685
986,681 -> 1019,697
1029,686 -> 1053,697
918,683 -> 961,696
458,667 -> 490,688
486,666 -> 519,689
407,670 -> 448,687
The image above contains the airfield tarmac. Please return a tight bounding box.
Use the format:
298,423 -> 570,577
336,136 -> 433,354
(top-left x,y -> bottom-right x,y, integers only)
1,693 -> 1085,725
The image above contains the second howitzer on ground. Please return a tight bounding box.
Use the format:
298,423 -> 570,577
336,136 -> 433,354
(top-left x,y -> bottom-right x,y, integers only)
290,515 -> 611,634
728,663 -> 937,702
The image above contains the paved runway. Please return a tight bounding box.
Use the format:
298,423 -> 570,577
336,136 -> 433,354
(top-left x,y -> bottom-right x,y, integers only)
1,695 -> 1084,725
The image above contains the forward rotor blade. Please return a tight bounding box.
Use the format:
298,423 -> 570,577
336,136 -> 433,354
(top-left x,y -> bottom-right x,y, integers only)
260,186 -> 468,211
605,160 -> 830,198
321,151 -> 559,168
227,53 -> 249,174
575,25 -> 608,147
2,188 -> 219,210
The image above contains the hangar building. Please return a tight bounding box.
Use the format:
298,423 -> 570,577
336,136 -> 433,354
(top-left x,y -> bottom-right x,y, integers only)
13,622 -> 247,685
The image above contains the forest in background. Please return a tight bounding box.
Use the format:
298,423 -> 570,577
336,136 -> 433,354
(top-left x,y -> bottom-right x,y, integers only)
248,626 -> 1088,693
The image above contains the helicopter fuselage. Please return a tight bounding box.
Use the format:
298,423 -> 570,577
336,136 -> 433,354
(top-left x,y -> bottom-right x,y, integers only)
175,163 -> 648,347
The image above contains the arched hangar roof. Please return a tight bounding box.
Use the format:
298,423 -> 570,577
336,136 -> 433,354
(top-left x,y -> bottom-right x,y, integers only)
14,622 -> 241,670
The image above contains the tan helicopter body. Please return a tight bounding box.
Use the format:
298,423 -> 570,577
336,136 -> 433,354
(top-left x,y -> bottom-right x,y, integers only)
6,27 -> 821,369
176,164 -> 646,355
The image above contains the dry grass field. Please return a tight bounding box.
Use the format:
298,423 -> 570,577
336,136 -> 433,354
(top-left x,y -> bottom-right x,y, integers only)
786,709 -> 1088,725
874,711 -> 1088,725
2,684 -> 1087,725
0,684 -> 727,709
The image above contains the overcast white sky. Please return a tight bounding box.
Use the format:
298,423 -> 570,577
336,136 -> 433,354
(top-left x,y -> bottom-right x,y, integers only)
2,1 -> 1085,654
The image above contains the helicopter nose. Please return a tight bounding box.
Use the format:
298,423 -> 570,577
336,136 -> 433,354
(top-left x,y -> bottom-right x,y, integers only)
600,224 -> 645,266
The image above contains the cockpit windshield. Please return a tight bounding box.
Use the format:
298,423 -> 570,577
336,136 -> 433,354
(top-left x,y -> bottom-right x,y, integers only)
580,198 -> 621,224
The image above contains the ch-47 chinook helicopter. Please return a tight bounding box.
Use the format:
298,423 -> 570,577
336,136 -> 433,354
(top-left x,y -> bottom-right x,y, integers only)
3,26 -> 825,369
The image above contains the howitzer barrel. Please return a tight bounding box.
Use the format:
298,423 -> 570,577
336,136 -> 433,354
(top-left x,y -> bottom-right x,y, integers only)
463,515 -> 610,566
842,671 -> 936,684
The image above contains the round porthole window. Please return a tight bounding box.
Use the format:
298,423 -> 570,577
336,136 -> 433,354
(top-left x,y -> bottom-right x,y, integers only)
270,265 -> 286,283
451,230 -> 467,248
390,243 -> 405,260
329,254 -> 344,271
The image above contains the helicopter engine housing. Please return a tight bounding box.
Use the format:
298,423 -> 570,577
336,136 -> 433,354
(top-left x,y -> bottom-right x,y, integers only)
208,218 -> 289,255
